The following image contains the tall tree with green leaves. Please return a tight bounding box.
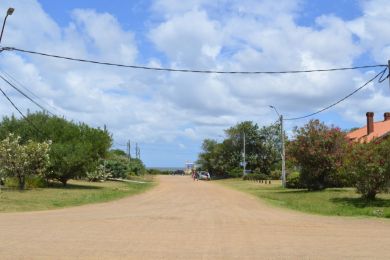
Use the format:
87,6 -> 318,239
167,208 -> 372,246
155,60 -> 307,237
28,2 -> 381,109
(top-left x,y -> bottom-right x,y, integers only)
197,121 -> 281,178
346,139 -> 390,200
0,112 -> 112,186
288,119 -> 349,191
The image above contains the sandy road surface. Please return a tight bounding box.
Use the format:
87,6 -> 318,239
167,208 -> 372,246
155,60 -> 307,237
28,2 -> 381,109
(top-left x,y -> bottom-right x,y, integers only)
0,175 -> 389,259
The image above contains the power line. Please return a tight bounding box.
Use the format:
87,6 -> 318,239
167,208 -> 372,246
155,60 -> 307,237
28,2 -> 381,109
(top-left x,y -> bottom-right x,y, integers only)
0,73 -> 55,116
1,46 -> 387,74
0,68 -> 60,114
0,69 -> 42,101
284,68 -> 389,121
0,84 -> 44,137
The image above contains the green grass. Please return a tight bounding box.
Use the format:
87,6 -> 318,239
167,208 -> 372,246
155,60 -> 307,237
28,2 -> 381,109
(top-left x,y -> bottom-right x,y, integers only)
0,178 -> 155,212
218,179 -> 390,218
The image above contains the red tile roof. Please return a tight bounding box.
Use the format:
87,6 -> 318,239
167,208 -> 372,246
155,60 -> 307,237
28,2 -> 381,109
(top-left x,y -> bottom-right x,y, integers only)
347,120 -> 390,143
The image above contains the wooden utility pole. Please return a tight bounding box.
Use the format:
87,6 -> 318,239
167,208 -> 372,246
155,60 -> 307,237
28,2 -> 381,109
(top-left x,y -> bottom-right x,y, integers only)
243,132 -> 246,176
127,140 -> 131,160
388,60 -> 390,88
280,115 -> 286,188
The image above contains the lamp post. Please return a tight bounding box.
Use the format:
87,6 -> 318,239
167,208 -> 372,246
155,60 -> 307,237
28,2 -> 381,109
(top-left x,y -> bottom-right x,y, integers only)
243,132 -> 246,176
269,105 -> 286,188
0,7 -> 14,44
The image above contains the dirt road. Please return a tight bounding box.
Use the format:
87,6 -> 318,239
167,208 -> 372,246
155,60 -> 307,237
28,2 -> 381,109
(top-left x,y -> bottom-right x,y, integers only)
0,176 -> 389,259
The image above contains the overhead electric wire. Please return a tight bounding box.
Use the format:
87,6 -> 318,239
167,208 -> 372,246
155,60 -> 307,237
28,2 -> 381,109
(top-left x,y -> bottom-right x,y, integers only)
0,68 -> 60,113
284,68 -> 389,121
1,46 -> 387,74
0,69 -> 42,102
0,84 -> 44,136
0,73 -> 55,116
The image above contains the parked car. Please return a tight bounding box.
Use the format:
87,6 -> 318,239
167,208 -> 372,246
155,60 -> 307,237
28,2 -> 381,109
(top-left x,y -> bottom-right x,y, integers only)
197,171 -> 210,180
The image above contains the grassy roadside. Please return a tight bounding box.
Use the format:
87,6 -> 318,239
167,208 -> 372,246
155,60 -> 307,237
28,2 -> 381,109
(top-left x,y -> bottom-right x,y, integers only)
0,178 -> 155,212
218,178 -> 390,218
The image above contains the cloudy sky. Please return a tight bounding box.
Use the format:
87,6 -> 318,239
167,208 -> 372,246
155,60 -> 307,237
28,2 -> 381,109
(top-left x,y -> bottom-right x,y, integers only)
0,0 -> 389,167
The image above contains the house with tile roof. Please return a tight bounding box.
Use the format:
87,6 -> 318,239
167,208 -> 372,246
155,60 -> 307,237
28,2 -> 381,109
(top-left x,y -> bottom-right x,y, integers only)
347,112 -> 390,143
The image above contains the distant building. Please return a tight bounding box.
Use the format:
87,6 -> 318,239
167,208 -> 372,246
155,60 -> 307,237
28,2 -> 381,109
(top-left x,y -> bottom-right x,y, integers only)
347,112 -> 390,143
184,162 -> 195,175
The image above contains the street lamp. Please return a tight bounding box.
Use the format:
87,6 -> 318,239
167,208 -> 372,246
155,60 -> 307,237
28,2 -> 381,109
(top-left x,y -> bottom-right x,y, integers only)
269,105 -> 286,188
0,7 -> 15,44
242,132 -> 246,176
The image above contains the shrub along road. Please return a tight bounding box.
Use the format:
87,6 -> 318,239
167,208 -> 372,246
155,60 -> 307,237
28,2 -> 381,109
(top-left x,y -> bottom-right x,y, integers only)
0,175 -> 389,259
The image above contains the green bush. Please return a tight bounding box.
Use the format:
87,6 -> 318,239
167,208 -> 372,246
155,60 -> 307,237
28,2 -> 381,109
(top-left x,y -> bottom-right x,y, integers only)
105,159 -> 128,179
270,170 -> 281,180
26,176 -> 47,188
286,171 -> 304,189
227,168 -> 243,178
243,173 -> 269,181
327,169 -> 352,188
5,176 -> 46,189
288,120 -> 348,191
147,169 -> 170,175
86,165 -> 112,182
346,141 -> 390,200
4,177 -> 18,188
0,113 -> 112,187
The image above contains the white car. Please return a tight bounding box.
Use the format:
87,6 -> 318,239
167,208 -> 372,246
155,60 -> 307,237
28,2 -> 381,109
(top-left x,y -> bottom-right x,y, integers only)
197,171 -> 210,180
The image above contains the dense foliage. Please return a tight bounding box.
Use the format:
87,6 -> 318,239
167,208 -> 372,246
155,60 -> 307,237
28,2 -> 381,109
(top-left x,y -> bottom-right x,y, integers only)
285,171 -> 303,189
288,120 -> 349,191
86,164 -> 112,182
105,150 -> 146,178
0,133 -> 50,189
0,112 -> 112,186
346,140 -> 390,200
197,121 -> 282,178
242,173 -> 269,181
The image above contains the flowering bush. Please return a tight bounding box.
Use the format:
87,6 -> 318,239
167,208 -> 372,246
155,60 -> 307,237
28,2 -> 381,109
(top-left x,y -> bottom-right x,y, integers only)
288,120 -> 349,191
347,140 -> 390,200
286,171 -> 304,189
86,164 -> 112,182
0,133 -> 50,189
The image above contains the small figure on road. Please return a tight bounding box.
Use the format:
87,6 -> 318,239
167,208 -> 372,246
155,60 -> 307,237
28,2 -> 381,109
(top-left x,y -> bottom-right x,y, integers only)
192,169 -> 196,181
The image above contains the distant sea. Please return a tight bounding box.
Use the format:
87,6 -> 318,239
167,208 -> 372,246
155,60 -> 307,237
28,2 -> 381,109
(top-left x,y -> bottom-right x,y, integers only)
147,167 -> 184,171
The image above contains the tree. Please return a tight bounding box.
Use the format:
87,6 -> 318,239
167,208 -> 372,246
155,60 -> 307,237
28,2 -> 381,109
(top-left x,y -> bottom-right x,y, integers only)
0,134 -> 50,190
288,120 -> 348,191
346,140 -> 390,200
105,154 -> 129,179
128,158 -> 146,176
197,139 -> 227,177
105,150 -> 146,179
0,112 -> 112,186
197,121 -> 281,178
110,149 -> 128,157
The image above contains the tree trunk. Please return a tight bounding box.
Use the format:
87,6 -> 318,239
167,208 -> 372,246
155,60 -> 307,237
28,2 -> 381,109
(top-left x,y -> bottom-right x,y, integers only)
363,191 -> 377,200
60,178 -> 68,186
18,175 -> 25,190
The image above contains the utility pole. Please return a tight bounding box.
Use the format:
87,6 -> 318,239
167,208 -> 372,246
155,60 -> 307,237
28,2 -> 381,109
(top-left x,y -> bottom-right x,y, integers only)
280,115 -> 286,188
243,132 -> 246,176
127,140 -> 131,160
270,105 -> 286,188
388,60 -> 390,88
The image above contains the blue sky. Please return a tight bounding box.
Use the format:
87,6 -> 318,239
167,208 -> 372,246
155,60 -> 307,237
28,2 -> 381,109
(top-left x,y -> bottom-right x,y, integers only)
0,0 -> 390,167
